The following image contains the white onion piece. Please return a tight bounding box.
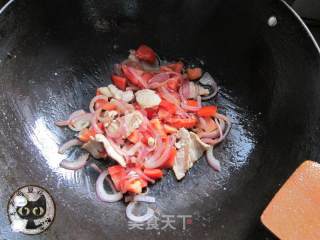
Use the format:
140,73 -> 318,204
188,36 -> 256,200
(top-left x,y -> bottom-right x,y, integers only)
60,153 -> 90,170
126,202 -> 154,223
125,195 -> 156,203
96,170 -> 123,202
58,139 -> 82,154
199,72 -> 219,100
134,195 -> 156,203
206,146 -> 221,171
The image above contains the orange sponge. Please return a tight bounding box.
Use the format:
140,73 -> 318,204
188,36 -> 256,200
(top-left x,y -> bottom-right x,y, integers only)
261,160 -> 320,240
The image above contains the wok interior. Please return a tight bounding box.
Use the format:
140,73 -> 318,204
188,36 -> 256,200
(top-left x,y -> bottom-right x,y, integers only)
0,0 -> 319,239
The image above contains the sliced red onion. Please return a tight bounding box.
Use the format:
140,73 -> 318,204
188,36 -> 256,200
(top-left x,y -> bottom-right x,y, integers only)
126,66 -> 148,88
215,118 -> 223,142
125,142 -> 143,156
200,113 -> 231,145
206,146 -> 221,171
199,117 -> 208,130
90,111 -> 103,134
96,170 -> 123,202
215,113 -> 231,142
55,109 -> 86,126
89,95 -> 109,113
60,153 -> 90,170
144,137 -> 165,166
58,139 -> 82,154
198,129 -> 219,139
199,72 -> 219,100
69,109 -> 87,120
180,80 -> 190,100
90,163 -> 103,173
144,136 -> 175,168
111,99 -> 134,113
200,138 -> 218,145
114,63 -> 122,76
148,72 -> 179,89
181,96 -> 202,112
133,168 -> 155,184
126,201 -> 154,223
55,120 -> 70,126
68,113 -> 93,131
141,59 -> 160,72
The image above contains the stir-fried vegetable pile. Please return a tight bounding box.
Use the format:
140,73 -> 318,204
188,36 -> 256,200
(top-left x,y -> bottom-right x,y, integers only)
56,45 -> 231,222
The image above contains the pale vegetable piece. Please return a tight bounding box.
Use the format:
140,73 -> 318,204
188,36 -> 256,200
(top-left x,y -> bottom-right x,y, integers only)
147,137 -> 155,146
98,87 -> 113,97
189,132 -> 210,167
82,139 -> 106,159
106,110 -> 118,120
135,89 -> 161,108
123,111 -> 144,137
122,90 -> 134,102
188,82 -> 210,99
95,134 -> 126,166
108,84 -> 123,100
173,128 -> 210,180
108,84 -> 134,102
107,120 -> 120,134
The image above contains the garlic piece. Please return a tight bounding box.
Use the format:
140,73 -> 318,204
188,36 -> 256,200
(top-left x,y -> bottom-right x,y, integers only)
98,87 -> 113,97
135,89 -> 161,108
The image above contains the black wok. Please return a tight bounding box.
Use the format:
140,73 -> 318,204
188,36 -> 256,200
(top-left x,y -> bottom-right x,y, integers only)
0,0 -> 319,239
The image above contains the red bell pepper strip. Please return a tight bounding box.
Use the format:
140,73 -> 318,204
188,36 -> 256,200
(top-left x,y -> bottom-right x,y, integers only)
159,100 -> 177,114
127,130 -> 141,144
150,118 -> 167,138
186,100 -> 198,107
145,106 -> 159,119
197,105 -> 217,118
111,75 -> 127,90
187,67 -> 202,80
158,108 -> 171,120
163,124 -> 178,134
161,147 -> 177,169
166,117 -> 198,129
126,179 -> 143,194
135,45 -> 157,63
143,168 -> 163,180
78,128 -> 96,142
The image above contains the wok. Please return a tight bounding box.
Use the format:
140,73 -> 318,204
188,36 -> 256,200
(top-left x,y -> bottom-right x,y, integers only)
0,0 -> 319,239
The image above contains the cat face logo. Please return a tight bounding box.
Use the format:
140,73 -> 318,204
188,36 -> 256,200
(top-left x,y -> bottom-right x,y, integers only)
7,185 -> 55,235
